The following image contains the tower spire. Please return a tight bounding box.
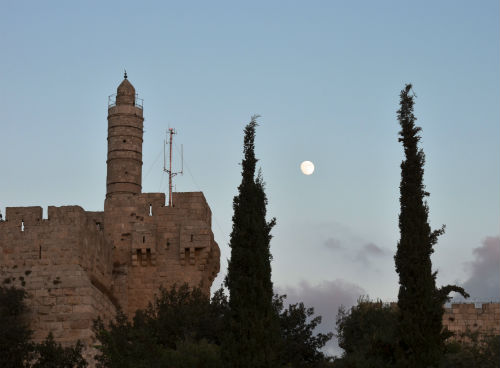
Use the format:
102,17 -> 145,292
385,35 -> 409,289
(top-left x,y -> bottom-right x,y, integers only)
124,69 -> 128,79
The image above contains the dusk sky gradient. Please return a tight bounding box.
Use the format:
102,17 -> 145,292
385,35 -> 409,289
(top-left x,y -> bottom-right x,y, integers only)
1,0 -> 498,355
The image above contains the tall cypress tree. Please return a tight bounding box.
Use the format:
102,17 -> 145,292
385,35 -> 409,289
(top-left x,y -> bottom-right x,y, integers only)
223,116 -> 281,367
395,84 -> 468,367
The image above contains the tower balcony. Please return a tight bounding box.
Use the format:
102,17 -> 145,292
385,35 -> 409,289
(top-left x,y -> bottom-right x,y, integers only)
108,93 -> 143,109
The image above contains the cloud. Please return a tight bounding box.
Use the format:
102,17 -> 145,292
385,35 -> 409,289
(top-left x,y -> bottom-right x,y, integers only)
461,236 -> 500,301
355,242 -> 389,266
363,242 -> 386,255
275,279 -> 366,358
324,237 -> 343,251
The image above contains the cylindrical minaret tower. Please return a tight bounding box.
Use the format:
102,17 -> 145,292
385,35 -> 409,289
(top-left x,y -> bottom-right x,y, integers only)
106,75 -> 144,197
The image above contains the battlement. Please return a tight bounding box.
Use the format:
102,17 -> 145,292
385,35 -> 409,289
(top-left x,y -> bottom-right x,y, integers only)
48,205 -> 86,219
1,206 -> 107,234
103,191 -> 212,225
447,302 -> 500,313
443,302 -> 500,337
0,205 -> 110,282
172,192 -> 212,226
4,206 -> 43,226
2,205 -> 94,223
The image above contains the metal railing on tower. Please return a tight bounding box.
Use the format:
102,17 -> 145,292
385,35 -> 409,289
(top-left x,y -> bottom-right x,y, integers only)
107,93 -> 143,109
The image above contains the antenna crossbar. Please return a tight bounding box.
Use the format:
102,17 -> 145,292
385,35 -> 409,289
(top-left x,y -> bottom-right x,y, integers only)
163,128 -> 183,206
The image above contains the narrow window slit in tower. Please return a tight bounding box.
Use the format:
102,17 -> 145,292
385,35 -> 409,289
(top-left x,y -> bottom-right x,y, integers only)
143,236 -> 146,243
39,246 -> 42,259
21,220 -> 24,232
149,204 -> 152,216
190,234 -> 193,242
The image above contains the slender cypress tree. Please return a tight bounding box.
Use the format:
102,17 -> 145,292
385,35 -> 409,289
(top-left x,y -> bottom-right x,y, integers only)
223,116 -> 281,368
395,84 -> 468,367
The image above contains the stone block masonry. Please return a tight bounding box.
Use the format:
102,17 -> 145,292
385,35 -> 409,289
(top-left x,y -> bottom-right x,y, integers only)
443,302 -> 500,340
105,191 -> 220,317
0,205 -> 116,346
0,76 -> 220,366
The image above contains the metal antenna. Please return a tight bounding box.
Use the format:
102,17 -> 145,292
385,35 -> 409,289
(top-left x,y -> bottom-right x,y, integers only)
163,128 -> 183,206
181,144 -> 184,174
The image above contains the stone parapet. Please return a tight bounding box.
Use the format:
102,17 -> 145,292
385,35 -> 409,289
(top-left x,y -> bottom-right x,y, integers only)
0,205 -> 115,351
443,302 -> 500,338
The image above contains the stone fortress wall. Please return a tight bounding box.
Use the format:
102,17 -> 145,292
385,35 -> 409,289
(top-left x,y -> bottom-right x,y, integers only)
385,300 -> 500,340
442,302 -> 500,339
0,76 -> 220,357
0,205 -> 116,344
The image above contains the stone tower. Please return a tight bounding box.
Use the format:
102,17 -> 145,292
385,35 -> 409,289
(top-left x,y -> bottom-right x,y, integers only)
0,76 -> 220,362
104,76 -> 220,317
106,75 -> 144,197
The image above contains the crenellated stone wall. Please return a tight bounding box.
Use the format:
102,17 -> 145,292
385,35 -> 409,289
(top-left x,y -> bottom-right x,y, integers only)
0,206 -> 116,346
443,302 -> 500,339
387,301 -> 500,340
0,193 -> 220,356
104,191 -> 219,317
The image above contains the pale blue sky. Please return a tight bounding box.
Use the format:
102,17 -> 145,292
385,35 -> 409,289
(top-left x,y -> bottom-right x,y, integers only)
1,0 -> 499,354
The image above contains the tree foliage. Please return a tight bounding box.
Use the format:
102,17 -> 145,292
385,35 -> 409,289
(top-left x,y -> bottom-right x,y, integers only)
335,297 -> 398,368
274,295 -> 333,367
93,283 -> 333,367
32,333 -> 87,368
139,284 -> 227,348
93,284 -> 226,368
441,331 -> 500,368
394,84 -> 468,367
335,298 -> 500,368
223,116 -> 281,367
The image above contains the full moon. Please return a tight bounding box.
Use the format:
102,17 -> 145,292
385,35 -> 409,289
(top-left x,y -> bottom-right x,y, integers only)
300,161 -> 315,175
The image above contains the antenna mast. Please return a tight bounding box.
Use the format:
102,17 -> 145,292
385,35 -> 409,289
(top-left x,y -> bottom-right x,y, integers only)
163,128 -> 183,206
